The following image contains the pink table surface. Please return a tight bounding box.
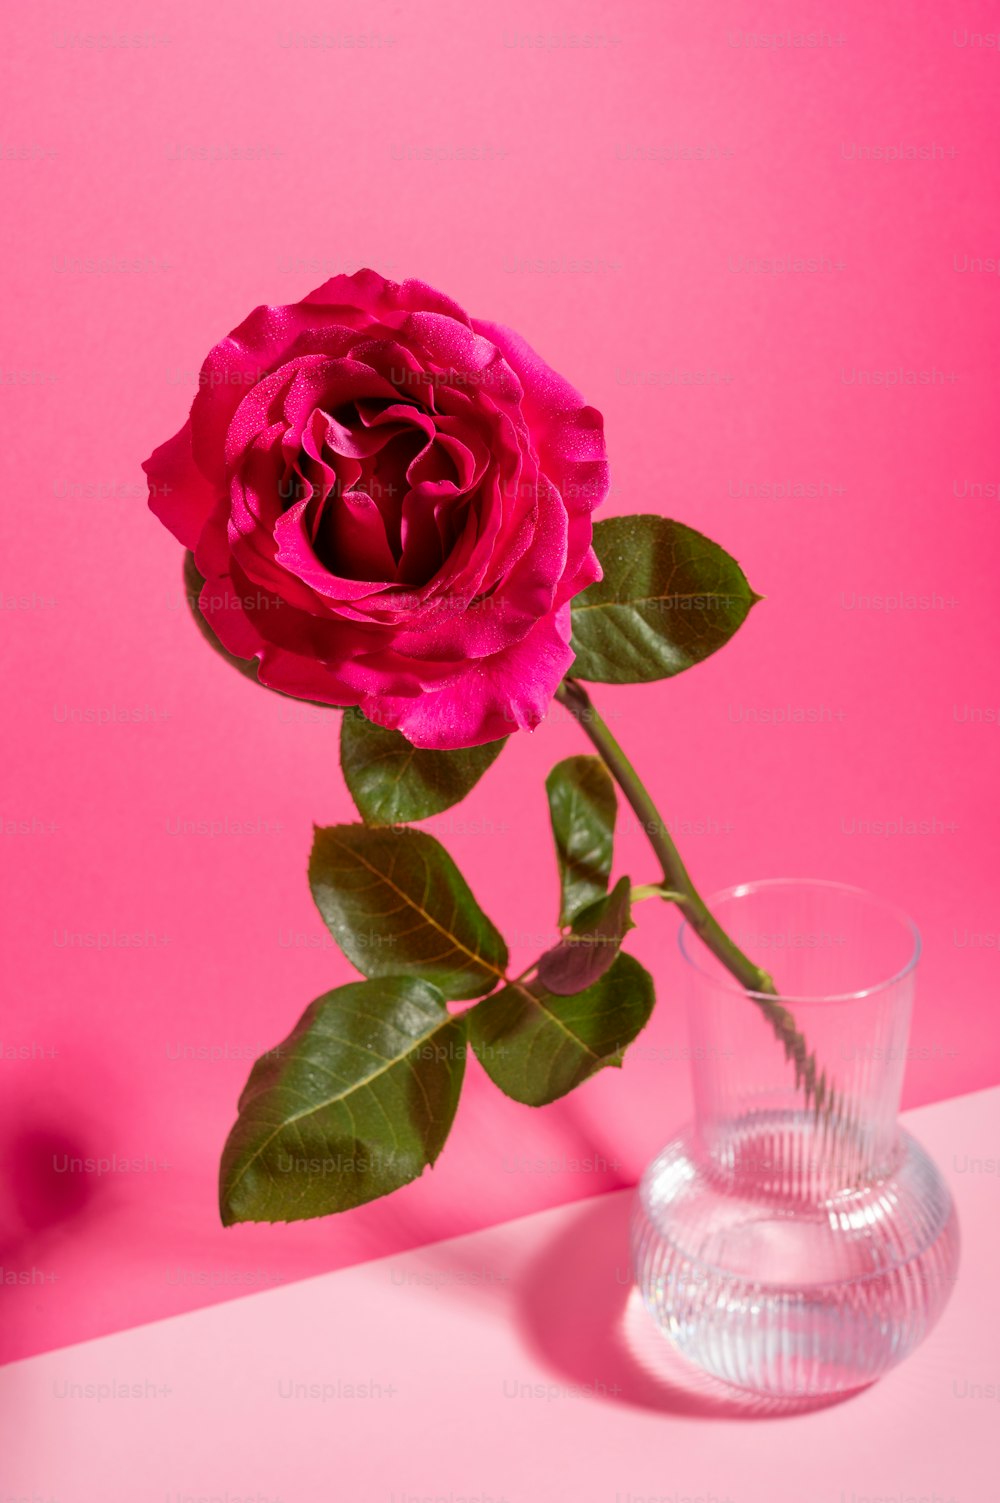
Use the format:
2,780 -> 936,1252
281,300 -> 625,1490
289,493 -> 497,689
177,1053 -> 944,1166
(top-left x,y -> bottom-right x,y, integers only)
2,0 -> 999,1366
0,1086 -> 995,1503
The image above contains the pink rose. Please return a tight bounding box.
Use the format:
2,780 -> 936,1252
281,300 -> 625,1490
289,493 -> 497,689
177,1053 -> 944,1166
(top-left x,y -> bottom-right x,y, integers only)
143,269 -> 608,748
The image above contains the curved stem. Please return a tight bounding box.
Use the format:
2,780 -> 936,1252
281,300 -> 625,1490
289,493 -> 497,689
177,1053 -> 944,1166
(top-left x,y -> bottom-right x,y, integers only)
554,678 -> 838,1119
555,678 -> 775,995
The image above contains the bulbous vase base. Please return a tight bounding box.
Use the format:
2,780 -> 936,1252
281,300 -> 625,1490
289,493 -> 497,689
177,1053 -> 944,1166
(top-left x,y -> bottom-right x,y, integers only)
631,1114 -> 960,1398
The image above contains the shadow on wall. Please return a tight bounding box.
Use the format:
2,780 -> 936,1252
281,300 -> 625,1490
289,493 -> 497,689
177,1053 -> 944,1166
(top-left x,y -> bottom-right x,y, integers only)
0,1115 -> 100,1360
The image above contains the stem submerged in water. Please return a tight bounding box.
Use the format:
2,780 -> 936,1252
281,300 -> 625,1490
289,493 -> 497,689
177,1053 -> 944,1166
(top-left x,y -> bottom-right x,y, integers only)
554,677 -> 833,1115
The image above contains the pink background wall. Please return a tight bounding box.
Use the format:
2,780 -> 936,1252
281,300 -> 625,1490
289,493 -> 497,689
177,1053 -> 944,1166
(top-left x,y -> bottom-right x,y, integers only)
2,0 -> 998,1364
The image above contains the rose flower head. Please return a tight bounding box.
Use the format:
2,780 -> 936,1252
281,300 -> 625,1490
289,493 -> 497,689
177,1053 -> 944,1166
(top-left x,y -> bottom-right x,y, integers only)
143,270 -> 608,748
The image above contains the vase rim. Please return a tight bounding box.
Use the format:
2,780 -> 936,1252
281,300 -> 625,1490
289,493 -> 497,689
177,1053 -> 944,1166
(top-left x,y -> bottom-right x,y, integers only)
676,876 -> 921,1004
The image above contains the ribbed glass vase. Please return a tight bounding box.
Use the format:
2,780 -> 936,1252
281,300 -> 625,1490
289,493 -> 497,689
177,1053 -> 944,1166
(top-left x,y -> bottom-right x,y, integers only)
631,879 -> 960,1398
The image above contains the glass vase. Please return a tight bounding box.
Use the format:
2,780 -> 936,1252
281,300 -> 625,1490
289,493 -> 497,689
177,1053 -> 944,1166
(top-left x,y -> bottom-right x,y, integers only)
631,879 -> 960,1398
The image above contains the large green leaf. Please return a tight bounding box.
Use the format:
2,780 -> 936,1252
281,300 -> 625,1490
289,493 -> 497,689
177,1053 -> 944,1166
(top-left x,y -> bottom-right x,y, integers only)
468,952 -> 655,1106
546,756 -> 617,926
340,709 -> 507,826
309,824 -> 508,1001
535,876 -> 634,996
569,515 -> 760,684
219,977 -> 466,1224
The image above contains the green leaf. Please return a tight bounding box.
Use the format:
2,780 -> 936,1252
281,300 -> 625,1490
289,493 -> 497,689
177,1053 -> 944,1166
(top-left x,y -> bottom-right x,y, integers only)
535,876 -> 634,996
219,976 -> 466,1224
569,515 -> 760,684
340,708 -> 507,826
546,756 -> 617,926
468,952 -> 655,1106
309,824 -> 508,1001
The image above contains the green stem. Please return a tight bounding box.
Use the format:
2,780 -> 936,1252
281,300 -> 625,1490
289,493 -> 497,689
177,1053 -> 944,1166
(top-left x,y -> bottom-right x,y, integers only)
555,677 -> 835,1117
555,678 -> 775,995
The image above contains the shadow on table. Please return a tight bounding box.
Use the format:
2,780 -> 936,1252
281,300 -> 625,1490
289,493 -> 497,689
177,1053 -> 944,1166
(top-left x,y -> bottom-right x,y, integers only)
513,1192 -> 865,1419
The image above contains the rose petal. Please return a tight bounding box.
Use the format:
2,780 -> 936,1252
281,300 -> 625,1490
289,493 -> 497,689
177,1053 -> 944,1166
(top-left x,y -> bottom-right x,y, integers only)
142,419 -> 218,549
471,318 -> 610,509
364,608 -> 574,750
146,271 -> 608,749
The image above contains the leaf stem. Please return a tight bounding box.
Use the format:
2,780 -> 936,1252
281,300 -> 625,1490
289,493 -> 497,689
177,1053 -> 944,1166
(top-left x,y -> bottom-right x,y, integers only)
631,883 -> 688,904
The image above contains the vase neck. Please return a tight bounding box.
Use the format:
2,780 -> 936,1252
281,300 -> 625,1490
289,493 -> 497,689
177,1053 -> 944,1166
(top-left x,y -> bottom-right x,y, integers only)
685,982 -> 914,1195
692,1107 -> 902,1198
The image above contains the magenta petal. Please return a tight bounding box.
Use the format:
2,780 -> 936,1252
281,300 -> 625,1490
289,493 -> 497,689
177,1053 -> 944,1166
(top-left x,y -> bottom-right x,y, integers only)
398,482 -> 450,583
193,494 -> 232,579
196,567 -> 269,663
149,271 -> 606,751
432,432 -> 477,491
191,311 -> 363,485
319,489 -> 399,582
555,532 -> 602,607
223,554 -> 394,666
224,357 -> 403,470
402,312 -> 523,409
273,499 -> 396,600
255,642 -> 356,706
142,420 -> 218,549
365,608 -> 574,750
471,318 -> 610,507
301,269 -> 474,330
